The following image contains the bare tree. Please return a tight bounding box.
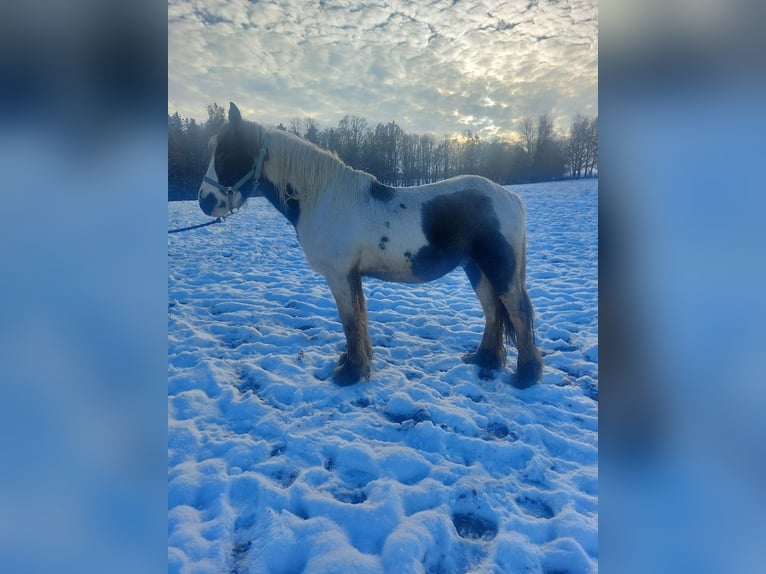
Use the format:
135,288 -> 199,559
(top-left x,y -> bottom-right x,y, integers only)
529,113 -> 564,181
521,117 -> 535,155
400,133 -> 418,186
418,134 -> 436,183
586,116 -> 598,177
169,104 -> 596,200
534,114 -> 555,158
288,118 -> 303,137
518,116 -> 537,181
566,114 -> 591,178
336,115 -> 370,169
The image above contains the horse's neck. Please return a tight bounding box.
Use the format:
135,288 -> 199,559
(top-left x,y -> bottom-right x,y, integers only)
258,177 -> 301,227
262,129 -> 373,221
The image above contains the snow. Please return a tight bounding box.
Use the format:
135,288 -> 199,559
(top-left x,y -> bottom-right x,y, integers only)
168,179 -> 598,573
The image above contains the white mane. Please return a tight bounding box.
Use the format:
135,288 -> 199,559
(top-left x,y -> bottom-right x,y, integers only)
256,124 -> 375,216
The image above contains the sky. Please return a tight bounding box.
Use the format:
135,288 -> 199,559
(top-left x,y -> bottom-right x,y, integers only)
168,0 -> 597,140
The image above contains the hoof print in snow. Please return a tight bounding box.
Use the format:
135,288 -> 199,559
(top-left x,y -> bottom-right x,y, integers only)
485,421 -> 510,439
384,408 -> 431,425
558,364 -> 582,380
516,495 -> 555,519
452,512 -> 498,541
231,540 -> 251,559
236,370 -> 261,394
229,540 -> 252,574
351,396 -> 371,408
332,488 -> 367,505
551,339 -> 578,352
269,468 -> 298,488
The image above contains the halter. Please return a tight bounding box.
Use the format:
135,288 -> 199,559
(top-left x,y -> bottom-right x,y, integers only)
202,134 -> 269,216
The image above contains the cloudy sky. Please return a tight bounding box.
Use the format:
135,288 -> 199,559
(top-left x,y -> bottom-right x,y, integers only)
168,0 -> 597,139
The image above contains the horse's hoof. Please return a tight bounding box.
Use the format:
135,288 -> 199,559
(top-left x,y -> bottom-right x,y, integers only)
332,360 -> 370,386
511,359 -> 543,388
463,349 -> 505,372
510,373 -> 536,389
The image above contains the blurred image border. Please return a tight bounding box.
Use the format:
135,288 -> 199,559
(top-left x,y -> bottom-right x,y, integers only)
1,0 -> 764,572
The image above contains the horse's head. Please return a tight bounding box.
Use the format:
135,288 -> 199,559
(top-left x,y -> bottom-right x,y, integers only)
198,102 -> 265,218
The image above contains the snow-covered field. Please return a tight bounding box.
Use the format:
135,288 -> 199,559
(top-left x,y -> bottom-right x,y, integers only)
168,179 -> 598,573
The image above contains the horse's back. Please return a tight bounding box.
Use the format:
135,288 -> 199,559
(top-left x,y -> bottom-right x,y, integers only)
411,174 -> 501,195
424,175 -> 523,211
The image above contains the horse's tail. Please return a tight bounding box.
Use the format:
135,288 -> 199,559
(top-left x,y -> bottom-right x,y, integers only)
499,237 -> 536,350
499,297 -> 516,347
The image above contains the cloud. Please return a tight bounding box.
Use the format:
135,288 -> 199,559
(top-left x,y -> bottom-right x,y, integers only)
169,0 -> 597,138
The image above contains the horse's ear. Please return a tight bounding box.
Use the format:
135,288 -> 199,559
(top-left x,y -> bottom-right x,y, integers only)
229,102 -> 242,126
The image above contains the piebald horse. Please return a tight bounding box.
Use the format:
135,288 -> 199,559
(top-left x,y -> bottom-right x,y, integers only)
198,103 -> 543,386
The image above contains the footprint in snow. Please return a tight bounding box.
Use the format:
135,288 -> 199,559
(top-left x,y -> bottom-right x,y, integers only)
452,512 -> 499,541
331,488 -> 367,505
516,495 -> 556,519
383,408 -> 431,425
451,489 -> 499,541
264,466 -> 298,488
483,421 -> 518,441
229,540 -> 251,574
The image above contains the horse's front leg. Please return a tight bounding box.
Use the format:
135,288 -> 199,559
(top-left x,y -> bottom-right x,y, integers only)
325,269 -> 373,385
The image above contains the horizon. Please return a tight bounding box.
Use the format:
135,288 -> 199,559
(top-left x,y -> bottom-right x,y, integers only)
167,103 -> 597,145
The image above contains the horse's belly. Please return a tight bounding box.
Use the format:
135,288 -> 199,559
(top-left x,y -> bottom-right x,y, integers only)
362,268 -> 426,284
361,246 -> 462,284
359,251 -> 419,283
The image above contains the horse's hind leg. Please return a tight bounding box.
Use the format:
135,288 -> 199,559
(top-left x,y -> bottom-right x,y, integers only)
463,262 -> 507,377
326,269 -> 373,385
473,228 -> 543,385
500,282 -> 543,386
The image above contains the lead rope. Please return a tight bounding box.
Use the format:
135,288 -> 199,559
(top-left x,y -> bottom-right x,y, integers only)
168,217 -> 223,234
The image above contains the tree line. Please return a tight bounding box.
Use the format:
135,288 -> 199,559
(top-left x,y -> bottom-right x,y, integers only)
169,102 -> 597,200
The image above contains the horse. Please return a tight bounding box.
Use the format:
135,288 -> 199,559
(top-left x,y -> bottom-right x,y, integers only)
198,102 -> 543,387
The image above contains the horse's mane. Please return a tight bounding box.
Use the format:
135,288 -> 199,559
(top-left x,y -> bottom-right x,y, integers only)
254,122 -> 375,216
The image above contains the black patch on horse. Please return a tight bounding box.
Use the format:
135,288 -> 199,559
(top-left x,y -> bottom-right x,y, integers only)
199,192 -> 219,216
213,123 -> 260,189
412,190 -> 516,292
259,179 -> 301,226
464,260 -> 482,290
370,181 -> 395,202
410,244 -> 462,281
